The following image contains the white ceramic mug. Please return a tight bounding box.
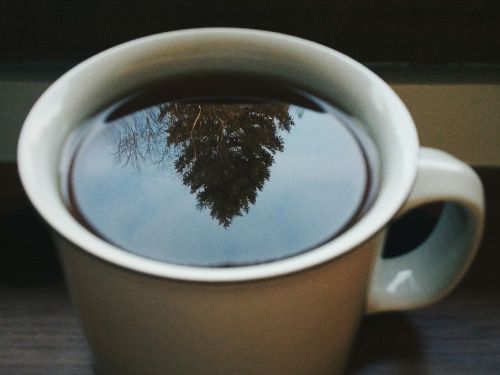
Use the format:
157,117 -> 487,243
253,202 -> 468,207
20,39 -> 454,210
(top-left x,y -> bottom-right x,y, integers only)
18,28 -> 484,374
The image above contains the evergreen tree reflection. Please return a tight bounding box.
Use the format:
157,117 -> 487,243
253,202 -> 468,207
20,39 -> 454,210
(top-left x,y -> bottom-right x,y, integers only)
113,100 -> 294,227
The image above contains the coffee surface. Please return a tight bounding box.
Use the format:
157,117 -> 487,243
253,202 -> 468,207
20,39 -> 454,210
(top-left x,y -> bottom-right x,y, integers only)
60,75 -> 377,266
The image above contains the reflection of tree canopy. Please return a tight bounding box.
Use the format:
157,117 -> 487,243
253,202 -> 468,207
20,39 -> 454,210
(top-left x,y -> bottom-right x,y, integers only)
114,100 -> 294,227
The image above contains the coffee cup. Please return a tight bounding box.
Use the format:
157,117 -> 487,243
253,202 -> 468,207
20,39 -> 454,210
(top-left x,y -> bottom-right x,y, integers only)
18,28 -> 484,374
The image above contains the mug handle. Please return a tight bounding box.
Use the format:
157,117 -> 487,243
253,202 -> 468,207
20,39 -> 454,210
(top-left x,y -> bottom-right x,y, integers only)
367,147 -> 485,313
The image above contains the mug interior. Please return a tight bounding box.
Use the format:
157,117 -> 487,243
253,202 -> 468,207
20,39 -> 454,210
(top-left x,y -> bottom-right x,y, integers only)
17,28 -> 418,281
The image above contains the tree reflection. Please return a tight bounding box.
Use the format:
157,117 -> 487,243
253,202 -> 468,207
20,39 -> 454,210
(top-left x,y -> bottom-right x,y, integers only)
113,100 -> 294,227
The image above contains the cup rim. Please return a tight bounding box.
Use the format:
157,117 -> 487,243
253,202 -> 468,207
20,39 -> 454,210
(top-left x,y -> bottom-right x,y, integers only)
17,28 -> 419,282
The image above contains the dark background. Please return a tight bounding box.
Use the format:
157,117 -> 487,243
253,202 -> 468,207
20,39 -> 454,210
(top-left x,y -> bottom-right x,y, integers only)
1,1 -> 499,64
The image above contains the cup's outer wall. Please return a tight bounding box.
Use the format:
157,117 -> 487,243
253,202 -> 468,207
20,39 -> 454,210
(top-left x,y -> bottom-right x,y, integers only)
55,232 -> 383,375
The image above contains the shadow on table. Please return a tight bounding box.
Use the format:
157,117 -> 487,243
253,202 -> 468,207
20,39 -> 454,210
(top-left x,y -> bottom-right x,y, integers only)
346,313 -> 426,374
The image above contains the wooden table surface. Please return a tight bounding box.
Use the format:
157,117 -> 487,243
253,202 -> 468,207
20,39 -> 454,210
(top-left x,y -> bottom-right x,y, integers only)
1,165 -> 499,374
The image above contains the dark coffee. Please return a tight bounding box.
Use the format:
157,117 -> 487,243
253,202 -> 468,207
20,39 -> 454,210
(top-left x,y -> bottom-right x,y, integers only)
59,73 -> 379,267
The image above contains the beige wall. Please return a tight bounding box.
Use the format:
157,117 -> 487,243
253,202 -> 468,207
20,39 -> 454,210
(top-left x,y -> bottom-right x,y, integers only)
391,83 -> 499,166
1,68 -> 499,166
0,81 -> 49,162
